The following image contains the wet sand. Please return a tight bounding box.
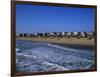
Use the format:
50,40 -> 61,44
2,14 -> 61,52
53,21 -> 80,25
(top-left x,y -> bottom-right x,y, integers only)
16,37 -> 95,46
16,37 -> 95,50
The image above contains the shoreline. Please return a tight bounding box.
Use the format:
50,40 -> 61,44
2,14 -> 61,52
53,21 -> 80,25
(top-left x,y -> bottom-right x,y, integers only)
16,37 -> 95,49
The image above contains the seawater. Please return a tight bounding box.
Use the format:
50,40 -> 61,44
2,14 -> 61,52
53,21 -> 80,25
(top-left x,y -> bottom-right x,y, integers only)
16,40 -> 95,73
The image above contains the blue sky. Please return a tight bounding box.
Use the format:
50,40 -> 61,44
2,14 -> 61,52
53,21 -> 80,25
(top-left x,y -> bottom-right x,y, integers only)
16,4 -> 95,33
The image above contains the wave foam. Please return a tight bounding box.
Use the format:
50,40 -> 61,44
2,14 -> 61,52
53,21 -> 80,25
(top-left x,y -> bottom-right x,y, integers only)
47,43 -> 91,54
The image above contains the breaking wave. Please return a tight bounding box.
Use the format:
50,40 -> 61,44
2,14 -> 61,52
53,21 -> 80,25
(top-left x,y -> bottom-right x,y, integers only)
16,40 -> 95,73
47,43 -> 93,54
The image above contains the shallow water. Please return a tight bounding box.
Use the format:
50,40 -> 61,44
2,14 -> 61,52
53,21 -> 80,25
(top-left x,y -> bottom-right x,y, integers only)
16,40 -> 95,73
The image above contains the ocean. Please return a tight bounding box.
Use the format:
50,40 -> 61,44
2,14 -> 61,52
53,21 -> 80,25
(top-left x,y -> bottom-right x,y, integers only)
16,40 -> 95,73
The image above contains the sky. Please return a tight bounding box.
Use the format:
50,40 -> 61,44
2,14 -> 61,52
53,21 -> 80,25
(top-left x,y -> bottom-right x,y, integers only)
16,4 -> 95,34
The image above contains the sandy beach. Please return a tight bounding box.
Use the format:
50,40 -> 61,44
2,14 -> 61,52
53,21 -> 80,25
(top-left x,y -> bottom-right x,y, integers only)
16,37 -> 95,46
